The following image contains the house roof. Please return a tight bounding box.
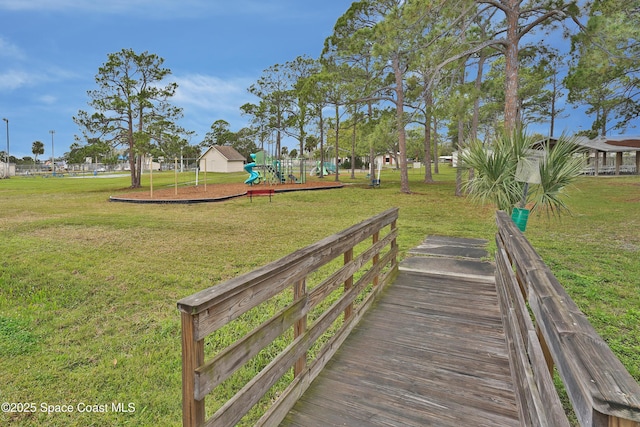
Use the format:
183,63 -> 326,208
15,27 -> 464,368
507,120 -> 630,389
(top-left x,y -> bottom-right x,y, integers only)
574,136 -> 640,153
203,145 -> 246,161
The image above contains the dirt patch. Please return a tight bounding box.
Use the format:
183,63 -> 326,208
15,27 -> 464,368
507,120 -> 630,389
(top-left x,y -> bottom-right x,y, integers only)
110,180 -> 344,203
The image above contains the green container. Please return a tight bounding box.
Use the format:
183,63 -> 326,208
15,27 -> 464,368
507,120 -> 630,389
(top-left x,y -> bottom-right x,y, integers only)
511,207 -> 529,232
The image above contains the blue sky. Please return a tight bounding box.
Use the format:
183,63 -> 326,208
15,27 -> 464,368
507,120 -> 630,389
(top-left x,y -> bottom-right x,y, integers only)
1,1 -> 635,160
0,0 -> 355,159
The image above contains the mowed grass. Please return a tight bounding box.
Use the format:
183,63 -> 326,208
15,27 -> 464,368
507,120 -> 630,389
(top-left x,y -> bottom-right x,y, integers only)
0,168 -> 638,426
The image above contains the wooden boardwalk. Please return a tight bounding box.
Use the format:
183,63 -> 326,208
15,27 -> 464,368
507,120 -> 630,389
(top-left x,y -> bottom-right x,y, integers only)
282,236 -> 521,426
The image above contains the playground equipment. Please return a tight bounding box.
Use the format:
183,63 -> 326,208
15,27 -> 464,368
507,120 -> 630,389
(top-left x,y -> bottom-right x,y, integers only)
325,162 -> 337,174
310,161 -> 336,177
252,151 -> 285,184
261,159 -> 285,183
371,160 -> 382,187
282,158 -> 306,184
249,151 -> 307,184
244,154 -> 261,185
288,174 -> 300,183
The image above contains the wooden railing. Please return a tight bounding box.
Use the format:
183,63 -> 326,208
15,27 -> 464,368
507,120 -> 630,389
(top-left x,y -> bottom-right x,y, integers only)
177,208 -> 399,427
495,211 -> 640,427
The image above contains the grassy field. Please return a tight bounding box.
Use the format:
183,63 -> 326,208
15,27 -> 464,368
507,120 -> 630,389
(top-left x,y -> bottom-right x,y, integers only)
1,167 -> 638,426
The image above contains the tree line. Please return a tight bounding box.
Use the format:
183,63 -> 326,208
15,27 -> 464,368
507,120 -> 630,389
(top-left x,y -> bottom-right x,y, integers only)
71,0 -> 640,190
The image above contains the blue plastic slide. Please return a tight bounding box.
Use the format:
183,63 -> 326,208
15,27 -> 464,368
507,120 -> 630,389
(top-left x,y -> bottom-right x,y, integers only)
244,154 -> 261,185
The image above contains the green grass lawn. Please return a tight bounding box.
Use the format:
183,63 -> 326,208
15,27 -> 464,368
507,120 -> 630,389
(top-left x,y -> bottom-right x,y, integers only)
1,167 -> 638,426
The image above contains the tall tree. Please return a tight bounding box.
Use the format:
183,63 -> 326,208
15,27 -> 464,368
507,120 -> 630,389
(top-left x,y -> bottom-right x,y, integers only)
66,138 -> 114,165
74,49 -> 183,188
241,100 -> 272,156
482,46 -> 559,128
306,69 -> 333,177
451,60 -> 473,197
565,0 -> 640,135
247,64 -> 292,161
476,0 -> 580,131
232,127 -> 259,160
32,141 -> 44,164
284,56 -> 320,176
327,0 -> 489,192
409,1 -> 484,183
326,0 -> 415,191
318,60 -> 353,182
547,52 -> 567,137
365,109 -> 400,167
323,1 -> 386,181
202,119 -> 234,147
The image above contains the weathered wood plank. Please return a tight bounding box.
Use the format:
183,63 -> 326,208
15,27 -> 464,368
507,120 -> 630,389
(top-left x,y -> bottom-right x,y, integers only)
318,362 -> 518,424
526,267 -> 640,425
179,208 -> 399,427
193,298 -> 307,400
255,265 -> 393,426
292,279 -> 307,378
205,246 -> 393,427
343,248 -> 353,321
526,329 -> 571,424
178,208 -> 398,315
181,311 -> 205,427
299,365 -> 516,426
306,229 -> 397,309
496,210 -> 640,427
324,339 -> 515,401
495,241 -> 570,426
282,269 -> 521,426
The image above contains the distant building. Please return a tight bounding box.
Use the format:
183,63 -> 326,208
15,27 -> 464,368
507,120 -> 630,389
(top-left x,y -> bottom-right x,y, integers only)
1,162 -> 14,178
573,135 -> 639,175
374,154 -> 397,167
199,146 -> 246,173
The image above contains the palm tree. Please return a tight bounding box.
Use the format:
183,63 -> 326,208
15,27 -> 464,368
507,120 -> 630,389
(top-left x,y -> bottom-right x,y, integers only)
459,129 -> 584,218
32,141 -> 45,164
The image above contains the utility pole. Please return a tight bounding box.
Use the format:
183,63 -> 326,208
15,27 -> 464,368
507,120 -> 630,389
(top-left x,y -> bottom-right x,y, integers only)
2,118 -> 8,178
49,130 -> 55,176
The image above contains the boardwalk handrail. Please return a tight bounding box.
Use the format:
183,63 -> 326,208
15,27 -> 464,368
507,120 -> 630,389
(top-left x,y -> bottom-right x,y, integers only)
177,208 -> 399,427
496,211 -> 640,427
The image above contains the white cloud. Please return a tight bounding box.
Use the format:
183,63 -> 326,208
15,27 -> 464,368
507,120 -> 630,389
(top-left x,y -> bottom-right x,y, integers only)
172,73 -> 258,139
0,0 -> 177,18
0,70 -> 33,90
0,37 -> 25,60
38,95 -> 58,105
0,65 -> 80,92
174,74 -> 255,112
0,0 -> 283,18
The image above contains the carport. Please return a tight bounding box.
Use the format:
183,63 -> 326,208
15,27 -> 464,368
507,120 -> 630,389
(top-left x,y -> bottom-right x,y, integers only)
575,136 -> 640,176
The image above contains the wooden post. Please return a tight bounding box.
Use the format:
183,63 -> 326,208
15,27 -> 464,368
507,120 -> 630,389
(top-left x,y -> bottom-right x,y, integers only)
616,152 -> 622,175
390,220 -> 398,268
536,324 -> 554,375
343,249 -> 354,321
149,157 -> 154,198
175,157 -> 179,195
372,231 -> 380,287
181,311 -> 205,427
293,279 -> 307,378
605,416 -> 640,427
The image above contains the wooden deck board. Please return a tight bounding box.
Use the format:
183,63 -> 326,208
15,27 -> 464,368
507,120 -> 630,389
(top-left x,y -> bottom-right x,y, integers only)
281,265 -> 521,426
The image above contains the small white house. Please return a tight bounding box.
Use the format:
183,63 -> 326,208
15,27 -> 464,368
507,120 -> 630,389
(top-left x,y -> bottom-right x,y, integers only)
374,154 -> 397,167
199,146 -> 246,173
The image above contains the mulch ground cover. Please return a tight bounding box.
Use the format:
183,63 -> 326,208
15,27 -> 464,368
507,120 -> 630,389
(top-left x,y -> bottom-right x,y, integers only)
110,180 -> 344,203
